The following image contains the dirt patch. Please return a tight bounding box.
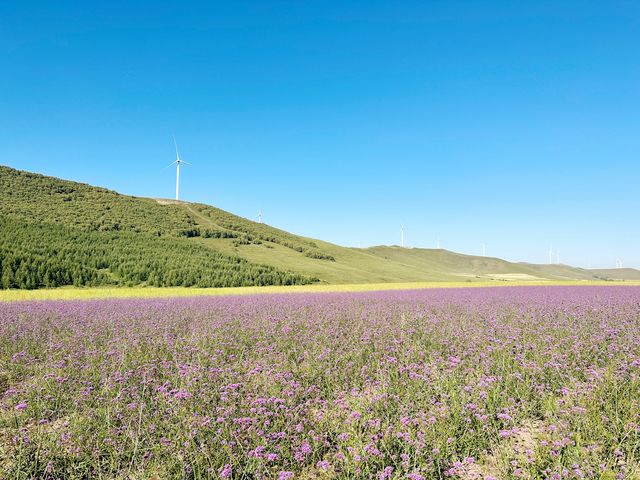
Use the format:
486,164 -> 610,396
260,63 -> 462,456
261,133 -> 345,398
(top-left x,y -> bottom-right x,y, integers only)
154,198 -> 186,205
456,421 -> 545,479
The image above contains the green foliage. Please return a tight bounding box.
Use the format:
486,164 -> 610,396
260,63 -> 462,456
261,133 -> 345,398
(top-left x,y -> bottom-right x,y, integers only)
0,166 -> 321,289
303,249 -> 336,261
188,203 -> 336,260
0,166 -> 198,237
0,216 -> 314,289
0,166 -> 336,263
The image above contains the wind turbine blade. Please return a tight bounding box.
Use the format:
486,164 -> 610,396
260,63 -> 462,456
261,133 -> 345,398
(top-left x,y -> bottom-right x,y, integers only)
164,161 -> 177,169
172,135 -> 180,161
180,160 -> 192,166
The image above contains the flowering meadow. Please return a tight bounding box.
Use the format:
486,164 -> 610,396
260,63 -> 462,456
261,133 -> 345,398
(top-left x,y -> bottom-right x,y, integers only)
1,286 -> 640,479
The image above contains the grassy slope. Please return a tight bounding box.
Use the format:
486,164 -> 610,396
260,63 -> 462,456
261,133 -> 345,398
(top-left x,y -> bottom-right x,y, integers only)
159,195 -> 610,284
520,263 -> 601,280
0,166 -> 315,287
196,239 -> 457,284
588,268 -> 640,280
190,234 -> 608,284
1,164 -> 631,286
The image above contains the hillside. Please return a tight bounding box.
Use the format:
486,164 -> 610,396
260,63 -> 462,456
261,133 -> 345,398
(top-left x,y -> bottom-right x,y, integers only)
588,268 -> 640,281
0,166 -> 313,288
0,165 -> 630,289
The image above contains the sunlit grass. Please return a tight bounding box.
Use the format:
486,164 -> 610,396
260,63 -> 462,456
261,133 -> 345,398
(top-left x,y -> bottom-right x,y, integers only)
1,280 -> 639,302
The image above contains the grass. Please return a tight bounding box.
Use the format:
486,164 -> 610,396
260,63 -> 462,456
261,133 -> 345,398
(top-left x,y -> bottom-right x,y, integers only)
2,280 -> 639,302
4,165 -> 640,288
194,234 -> 635,285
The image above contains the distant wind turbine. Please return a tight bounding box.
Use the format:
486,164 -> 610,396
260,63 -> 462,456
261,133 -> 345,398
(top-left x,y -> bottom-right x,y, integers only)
165,136 -> 191,201
401,224 -> 405,248
258,209 -> 263,223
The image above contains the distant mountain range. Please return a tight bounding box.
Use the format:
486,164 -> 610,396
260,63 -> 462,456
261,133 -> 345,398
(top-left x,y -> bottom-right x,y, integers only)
1,165 -> 638,289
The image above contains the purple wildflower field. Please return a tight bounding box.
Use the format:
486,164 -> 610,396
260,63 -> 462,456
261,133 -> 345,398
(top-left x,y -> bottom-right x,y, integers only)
1,286 -> 640,479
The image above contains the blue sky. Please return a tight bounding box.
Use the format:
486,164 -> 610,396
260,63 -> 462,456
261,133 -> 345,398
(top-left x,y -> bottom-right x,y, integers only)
1,1 -> 638,268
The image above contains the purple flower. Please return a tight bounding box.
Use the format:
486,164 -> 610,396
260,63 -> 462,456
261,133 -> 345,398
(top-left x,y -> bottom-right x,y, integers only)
3,285 -> 640,479
379,466 -> 394,479
172,390 -> 192,400
300,441 -> 312,454
220,464 -> 232,478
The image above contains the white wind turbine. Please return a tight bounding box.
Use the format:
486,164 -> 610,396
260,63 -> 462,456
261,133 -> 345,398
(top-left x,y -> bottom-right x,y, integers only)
166,137 -> 191,201
400,224 -> 405,248
258,209 -> 263,223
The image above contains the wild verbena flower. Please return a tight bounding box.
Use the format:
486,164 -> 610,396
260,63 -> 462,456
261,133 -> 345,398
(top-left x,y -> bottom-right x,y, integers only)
219,464 -> 232,478
2,286 -> 640,478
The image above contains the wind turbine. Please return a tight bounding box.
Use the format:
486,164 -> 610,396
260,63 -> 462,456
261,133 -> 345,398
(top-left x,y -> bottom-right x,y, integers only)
401,224 -> 404,248
258,209 -> 263,223
166,137 -> 191,201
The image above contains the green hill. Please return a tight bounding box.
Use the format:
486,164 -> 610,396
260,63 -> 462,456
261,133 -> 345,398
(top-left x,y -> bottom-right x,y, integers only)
588,268 -> 640,281
0,166 -> 313,288
0,165 -> 629,289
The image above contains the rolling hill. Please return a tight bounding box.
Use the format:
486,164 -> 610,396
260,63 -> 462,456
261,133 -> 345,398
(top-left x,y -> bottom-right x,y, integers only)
588,268 -> 640,281
1,165 -> 637,289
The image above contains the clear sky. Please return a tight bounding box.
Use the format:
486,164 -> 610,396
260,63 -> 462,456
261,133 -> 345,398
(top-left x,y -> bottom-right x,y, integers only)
1,1 -> 638,268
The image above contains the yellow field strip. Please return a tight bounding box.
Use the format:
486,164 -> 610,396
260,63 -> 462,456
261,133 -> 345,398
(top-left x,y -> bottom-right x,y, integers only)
1,280 -> 639,302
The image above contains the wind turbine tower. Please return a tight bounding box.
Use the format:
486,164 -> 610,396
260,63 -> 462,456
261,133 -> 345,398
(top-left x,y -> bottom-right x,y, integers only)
258,209 -> 263,223
167,137 -> 191,201
401,224 -> 405,248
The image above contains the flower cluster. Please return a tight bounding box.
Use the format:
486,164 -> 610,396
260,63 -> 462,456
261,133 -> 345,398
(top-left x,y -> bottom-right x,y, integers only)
1,286 -> 640,478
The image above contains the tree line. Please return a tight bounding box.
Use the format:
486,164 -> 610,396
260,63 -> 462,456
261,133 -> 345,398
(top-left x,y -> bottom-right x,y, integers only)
0,217 -> 315,289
